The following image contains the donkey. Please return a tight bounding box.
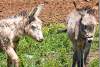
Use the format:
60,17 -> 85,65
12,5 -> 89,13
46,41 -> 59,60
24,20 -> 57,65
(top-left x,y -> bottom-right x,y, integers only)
66,6 -> 97,67
0,4 -> 44,67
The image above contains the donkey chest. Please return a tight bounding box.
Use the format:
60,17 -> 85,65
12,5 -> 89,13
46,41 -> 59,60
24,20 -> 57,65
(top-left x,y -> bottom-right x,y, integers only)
76,39 -> 85,49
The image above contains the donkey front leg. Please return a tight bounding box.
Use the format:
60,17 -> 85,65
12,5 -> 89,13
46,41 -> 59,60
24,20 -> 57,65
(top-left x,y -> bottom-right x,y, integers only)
7,55 -> 12,67
84,43 -> 91,67
72,43 -> 77,67
3,46 -> 19,67
72,51 -> 77,67
77,48 -> 84,67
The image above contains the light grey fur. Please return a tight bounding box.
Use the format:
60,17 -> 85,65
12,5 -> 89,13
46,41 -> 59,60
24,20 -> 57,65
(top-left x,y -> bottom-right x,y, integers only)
66,7 -> 97,67
0,4 -> 44,67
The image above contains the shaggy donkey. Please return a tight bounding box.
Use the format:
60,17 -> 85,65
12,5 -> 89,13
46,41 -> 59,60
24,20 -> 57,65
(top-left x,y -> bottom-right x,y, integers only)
66,6 -> 97,67
0,4 -> 44,67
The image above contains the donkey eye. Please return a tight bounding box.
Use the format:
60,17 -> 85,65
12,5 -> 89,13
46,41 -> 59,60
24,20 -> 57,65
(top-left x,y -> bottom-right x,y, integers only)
84,25 -> 87,29
31,26 -> 36,30
89,25 -> 94,31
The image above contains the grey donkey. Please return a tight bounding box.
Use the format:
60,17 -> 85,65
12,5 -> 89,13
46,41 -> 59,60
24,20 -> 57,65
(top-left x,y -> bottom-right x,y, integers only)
57,5 -> 98,67
0,4 -> 44,67
66,6 -> 97,67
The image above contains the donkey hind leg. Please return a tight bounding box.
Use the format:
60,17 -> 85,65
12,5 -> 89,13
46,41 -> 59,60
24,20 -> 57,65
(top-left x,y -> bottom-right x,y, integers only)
84,43 -> 91,66
2,46 -> 19,67
72,51 -> 77,67
77,49 -> 84,67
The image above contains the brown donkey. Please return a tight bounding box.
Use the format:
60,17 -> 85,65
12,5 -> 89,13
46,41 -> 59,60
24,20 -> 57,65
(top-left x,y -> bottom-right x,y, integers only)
0,4 -> 44,67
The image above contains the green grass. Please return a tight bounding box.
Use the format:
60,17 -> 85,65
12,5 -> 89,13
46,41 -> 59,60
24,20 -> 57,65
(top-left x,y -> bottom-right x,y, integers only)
89,58 -> 99,67
0,23 -> 99,67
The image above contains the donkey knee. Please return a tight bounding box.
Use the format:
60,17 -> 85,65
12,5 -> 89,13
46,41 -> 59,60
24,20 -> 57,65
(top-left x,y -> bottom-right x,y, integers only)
12,57 -> 19,67
12,58 -> 19,63
12,57 -> 19,63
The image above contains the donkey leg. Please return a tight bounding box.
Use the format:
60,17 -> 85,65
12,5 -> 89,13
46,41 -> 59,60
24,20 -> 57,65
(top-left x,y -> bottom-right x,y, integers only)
77,49 -> 84,67
7,55 -> 12,67
84,43 -> 91,66
72,51 -> 77,67
81,49 -> 84,67
2,46 -> 19,67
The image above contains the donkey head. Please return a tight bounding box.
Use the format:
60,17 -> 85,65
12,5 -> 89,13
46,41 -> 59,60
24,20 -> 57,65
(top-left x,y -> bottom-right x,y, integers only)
25,4 -> 44,42
73,2 -> 97,42
79,7 -> 97,43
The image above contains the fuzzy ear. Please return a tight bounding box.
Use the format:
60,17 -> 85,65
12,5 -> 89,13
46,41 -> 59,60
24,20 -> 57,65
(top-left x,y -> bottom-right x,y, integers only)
34,4 -> 44,17
27,4 -> 44,24
75,17 -> 82,40
75,21 -> 80,40
28,7 -> 37,19
73,1 -> 77,9
28,4 -> 44,18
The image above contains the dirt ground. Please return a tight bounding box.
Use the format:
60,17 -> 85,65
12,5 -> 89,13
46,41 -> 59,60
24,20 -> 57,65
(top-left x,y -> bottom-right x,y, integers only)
89,50 -> 99,63
0,0 -> 98,24
0,0 -> 99,66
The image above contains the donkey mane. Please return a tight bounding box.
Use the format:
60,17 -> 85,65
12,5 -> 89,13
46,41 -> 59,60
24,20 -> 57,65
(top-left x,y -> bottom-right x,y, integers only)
77,6 -> 95,14
13,10 -> 35,23
73,1 -> 95,15
6,10 -> 28,19
17,10 -> 28,17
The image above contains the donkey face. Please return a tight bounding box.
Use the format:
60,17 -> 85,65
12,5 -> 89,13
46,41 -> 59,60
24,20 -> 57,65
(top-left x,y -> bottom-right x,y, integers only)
25,17 -> 44,42
25,4 -> 44,42
80,13 -> 97,43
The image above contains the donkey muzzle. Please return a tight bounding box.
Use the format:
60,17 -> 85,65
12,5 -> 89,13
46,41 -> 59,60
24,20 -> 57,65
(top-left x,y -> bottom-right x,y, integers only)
38,38 -> 44,42
86,37 -> 93,43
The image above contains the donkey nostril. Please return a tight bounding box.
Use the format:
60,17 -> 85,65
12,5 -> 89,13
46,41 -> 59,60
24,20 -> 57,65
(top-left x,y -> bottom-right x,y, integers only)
38,39 -> 43,42
88,40 -> 92,43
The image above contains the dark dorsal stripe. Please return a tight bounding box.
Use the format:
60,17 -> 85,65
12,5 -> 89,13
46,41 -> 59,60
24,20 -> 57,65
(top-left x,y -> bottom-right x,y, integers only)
77,6 -> 95,15
17,10 -> 28,17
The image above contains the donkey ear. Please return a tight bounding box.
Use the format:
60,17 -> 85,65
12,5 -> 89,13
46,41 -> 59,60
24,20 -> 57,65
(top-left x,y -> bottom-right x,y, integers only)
75,21 -> 80,40
28,4 -> 44,18
73,1 -> 77,9
75,17 -> 82,40
27,4 -> 44,24
34,4 -> 44,17
28,7 -> 37,19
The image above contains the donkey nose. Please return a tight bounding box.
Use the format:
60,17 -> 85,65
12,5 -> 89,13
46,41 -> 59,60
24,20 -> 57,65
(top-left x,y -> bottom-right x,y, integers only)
88,40 -> 92,43
38,38 -> 44,42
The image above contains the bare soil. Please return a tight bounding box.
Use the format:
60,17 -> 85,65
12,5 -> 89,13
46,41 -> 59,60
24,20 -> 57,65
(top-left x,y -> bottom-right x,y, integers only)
89,50 -> 99,63
0,0 -> 99,65
0,0 -> 98,25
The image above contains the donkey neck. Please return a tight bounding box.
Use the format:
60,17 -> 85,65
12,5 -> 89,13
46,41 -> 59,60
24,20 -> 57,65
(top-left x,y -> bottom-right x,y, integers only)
12,16 -> 28,36
2,16 -> 27,36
